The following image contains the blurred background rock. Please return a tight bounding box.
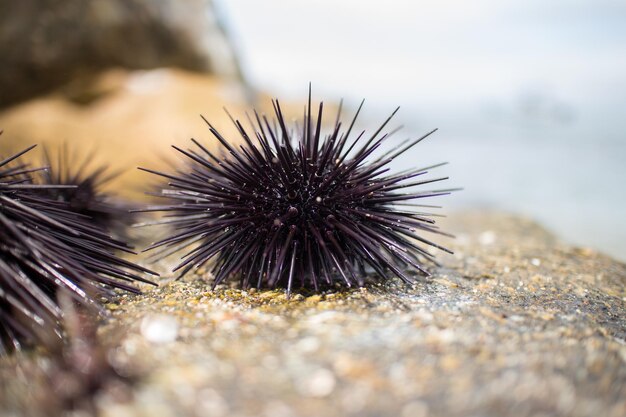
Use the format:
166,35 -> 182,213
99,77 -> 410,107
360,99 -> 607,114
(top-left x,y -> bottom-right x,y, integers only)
0,0 -> 254,199
0,0 -> 243,107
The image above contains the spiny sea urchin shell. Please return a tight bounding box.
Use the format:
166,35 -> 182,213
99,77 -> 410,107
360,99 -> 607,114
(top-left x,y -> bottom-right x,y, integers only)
141,90 -> 454,295
0,136 -> 156,353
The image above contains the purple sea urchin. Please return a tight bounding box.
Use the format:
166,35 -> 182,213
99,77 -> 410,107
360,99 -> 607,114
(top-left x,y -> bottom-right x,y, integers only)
38,146 -> 132,239
0,135 -> 156,353
141,90 -> 454,295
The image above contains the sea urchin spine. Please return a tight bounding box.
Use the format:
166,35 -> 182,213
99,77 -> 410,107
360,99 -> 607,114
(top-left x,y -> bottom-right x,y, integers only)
140,90 -> 454,295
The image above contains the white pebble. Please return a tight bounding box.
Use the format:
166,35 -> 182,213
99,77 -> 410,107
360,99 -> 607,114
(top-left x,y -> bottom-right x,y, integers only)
296,337 -> 320,353
479,230 -> 496,245
140,314 -> 179,344
302,369 -> 336,397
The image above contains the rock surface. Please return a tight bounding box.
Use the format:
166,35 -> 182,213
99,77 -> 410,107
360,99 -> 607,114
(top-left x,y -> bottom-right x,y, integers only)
0,0 -> 242,107
1,211 -> 624,416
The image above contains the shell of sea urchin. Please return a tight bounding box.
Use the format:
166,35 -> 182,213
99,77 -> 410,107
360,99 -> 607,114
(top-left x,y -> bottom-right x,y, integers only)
141,91 -> 454,295
0,137 -> 156,353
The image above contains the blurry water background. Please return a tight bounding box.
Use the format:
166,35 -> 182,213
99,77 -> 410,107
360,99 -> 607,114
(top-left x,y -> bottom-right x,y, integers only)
216,0 -> 626,261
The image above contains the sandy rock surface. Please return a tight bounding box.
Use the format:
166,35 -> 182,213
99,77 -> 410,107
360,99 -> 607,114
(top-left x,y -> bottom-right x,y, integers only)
1,211 -> 624,417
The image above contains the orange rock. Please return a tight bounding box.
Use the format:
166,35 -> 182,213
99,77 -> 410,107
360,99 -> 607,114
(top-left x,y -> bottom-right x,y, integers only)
0,68 -> 250,199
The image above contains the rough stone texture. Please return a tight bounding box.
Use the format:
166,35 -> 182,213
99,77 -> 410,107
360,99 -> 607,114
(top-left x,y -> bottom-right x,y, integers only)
1,212 -> 624,416
0,0 -> 242,107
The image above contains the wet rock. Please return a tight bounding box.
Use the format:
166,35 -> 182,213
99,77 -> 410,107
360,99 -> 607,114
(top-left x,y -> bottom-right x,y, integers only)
1,212 -> 625,417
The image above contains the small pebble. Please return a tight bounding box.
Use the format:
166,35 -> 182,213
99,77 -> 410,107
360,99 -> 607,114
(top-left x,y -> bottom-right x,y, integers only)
301,369 -> 336,397
479,231 -> 496,245
140,314 -> 179,344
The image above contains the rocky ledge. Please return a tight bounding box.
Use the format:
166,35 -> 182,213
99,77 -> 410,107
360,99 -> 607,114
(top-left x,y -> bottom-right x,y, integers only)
1,212 -> 625,417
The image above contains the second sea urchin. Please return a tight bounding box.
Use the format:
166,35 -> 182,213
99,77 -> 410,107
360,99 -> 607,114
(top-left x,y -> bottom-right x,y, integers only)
37,146 -> 132,239
0,136 -> 156,352
141,90 -> 454,294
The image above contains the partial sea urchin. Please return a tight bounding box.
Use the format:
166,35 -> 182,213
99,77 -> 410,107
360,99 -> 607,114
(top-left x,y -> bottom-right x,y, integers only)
141,90 -> 454,295
0,136 -> 156,353
38,146 -> 132,239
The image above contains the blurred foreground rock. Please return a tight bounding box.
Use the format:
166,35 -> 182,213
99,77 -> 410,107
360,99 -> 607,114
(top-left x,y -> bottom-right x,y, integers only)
0,0 -> 242,107
1,212 -> 624,417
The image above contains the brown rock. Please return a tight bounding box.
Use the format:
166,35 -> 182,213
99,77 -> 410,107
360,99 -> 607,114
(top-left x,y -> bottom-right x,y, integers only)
0,68 -> 249,199
0,0 -> 243,107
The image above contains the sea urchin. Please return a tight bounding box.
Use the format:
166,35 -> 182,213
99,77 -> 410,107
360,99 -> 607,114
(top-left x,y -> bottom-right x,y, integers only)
141,90 -> 454,295
0,136 -> 156,352
37,146 -> 132,239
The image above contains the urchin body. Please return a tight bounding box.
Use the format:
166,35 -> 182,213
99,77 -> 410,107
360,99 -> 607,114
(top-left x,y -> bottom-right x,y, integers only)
143,92 -> 454,294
